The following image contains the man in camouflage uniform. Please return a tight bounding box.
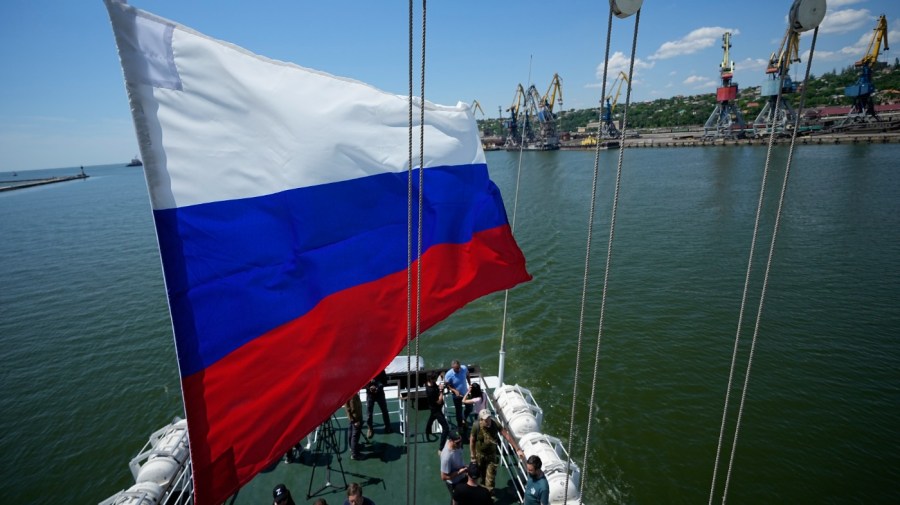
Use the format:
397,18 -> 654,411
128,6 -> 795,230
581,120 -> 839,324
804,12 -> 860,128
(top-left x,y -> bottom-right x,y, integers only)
468,409 -> 524,492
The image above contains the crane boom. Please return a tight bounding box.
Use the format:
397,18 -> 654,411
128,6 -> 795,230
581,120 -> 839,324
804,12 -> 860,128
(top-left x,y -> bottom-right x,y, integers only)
605,71 -> 629,114
766,28 -> 800,76
720,32 -> 734,80
543,73 -> 563,112
471,100 -> 485,117
857,14 -> 889,68
507,84 -> 526,117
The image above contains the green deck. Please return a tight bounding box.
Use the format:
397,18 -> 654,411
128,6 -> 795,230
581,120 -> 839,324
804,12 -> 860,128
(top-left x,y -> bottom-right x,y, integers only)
228,375 -> 526,505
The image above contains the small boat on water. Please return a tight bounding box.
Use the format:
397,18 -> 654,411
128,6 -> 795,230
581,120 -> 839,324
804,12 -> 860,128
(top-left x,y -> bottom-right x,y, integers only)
126,156 -> 142,167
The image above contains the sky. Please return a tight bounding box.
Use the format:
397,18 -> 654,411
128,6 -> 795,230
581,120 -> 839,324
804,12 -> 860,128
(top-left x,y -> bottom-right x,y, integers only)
0,0 -> 897,171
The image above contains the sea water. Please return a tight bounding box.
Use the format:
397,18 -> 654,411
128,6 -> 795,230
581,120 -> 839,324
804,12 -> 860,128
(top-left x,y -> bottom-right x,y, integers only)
1,145 -> 898,503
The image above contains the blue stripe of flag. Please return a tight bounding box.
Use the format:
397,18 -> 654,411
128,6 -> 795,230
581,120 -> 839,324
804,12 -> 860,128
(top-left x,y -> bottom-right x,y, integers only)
154,163 -> 509,376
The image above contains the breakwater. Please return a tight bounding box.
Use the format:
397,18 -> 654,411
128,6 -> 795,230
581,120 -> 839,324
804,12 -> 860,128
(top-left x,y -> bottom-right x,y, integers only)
0,174 -> 89,192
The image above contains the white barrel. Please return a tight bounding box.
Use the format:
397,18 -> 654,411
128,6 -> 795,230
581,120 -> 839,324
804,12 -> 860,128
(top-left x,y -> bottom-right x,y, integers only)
135,420 -> 189,487
118,481 -> 163,504
493,384 -> 543,440
519,432 -> 582,505
135,457 -> 180,487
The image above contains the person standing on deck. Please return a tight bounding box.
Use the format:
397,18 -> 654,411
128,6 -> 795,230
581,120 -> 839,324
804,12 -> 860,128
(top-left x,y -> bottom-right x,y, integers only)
425,372 -> 451,453
523,455 -> 550,505
452,462 -> 493,505
469,409 -> 524,493
343,482 -> 375,505
365,369 -> 392,438
461,382 -> 486,425
344,392 -> 364,460
444,360 -> 470,429
440,431 -> 469,487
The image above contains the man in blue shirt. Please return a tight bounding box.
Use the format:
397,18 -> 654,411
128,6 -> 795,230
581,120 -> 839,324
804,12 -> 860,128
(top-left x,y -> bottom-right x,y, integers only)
444,360 -> 470,429
524,455 -> 550,505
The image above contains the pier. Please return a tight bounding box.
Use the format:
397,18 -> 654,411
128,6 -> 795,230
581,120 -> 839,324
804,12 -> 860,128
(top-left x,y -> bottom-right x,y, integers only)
621,131 -> 900,148
558,131 -> 900,150
0,174 -> 89,192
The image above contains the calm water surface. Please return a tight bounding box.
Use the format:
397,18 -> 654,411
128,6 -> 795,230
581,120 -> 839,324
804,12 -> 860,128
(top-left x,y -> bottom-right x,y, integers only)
1,145 -> 898,503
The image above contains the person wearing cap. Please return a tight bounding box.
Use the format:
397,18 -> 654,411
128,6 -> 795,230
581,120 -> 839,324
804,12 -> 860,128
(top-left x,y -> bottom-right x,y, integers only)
451,462 -> 492,505
444,360 -> 470,430
343,482 -> 375,505
272,483 -> 296,505
523,455 -> 550,505
469,409 -> 524,493
440,430 -> 468,487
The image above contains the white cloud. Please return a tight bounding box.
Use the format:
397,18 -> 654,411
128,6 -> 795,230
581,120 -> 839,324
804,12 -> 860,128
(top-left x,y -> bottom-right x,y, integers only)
595,51 -> 654,80
649,27 -> 740,60
819,8 -> 872,34
683,75 -> 706,85
827,0 -> 864,6
683,75 -> 718,89
736,57 -> 770,74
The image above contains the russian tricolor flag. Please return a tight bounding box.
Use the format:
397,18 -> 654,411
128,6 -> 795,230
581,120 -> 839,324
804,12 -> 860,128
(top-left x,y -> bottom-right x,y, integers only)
105,1 -> 529,504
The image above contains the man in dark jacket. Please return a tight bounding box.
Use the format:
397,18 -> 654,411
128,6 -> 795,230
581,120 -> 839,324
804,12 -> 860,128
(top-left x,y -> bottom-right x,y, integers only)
366,369 -> 392,438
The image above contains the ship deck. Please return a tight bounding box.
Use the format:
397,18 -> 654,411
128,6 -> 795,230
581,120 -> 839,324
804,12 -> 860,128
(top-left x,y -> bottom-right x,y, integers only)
229,373 -> 527,505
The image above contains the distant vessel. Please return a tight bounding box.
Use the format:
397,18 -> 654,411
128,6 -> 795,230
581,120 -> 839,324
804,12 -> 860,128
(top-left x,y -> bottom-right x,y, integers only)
126,156 -> 143,167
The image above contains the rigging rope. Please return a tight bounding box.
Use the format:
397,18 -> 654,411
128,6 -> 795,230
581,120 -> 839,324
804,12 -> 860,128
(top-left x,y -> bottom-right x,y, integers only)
563,7 -> 614,503
710,26 -> 820,505
404,1 -> 426,503
498,55 -> 532,386
579,10 -> 642,501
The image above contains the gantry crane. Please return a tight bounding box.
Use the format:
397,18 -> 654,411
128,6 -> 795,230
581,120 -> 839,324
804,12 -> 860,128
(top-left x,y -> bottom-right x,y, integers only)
841,14 -> 889,125
523,83 -> 560,150
704,32 -> 747,138
752,26 -> 801,136
503,84 -> 528,149
504,75 -> 563,151
600,71 -> 629,138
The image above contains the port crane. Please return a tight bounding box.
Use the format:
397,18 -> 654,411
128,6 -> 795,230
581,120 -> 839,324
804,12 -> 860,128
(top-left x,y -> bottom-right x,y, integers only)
522,83 -> 560,150
703,32 -> 746,138
503,84 -> 529,149
600,71 -> 629,138
504,75 -> 563,150
752,24 -> 801,136
841,14 -> 889,126
543,73 -> 564,117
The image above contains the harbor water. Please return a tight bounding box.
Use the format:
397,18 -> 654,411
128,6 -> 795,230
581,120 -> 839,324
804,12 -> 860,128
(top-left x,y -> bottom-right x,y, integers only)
1,145 -> 898,503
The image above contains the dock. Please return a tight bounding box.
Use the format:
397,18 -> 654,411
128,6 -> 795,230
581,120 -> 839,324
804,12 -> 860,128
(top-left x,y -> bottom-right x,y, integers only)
559,131 -> 900,150
0,174 -> 89,192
